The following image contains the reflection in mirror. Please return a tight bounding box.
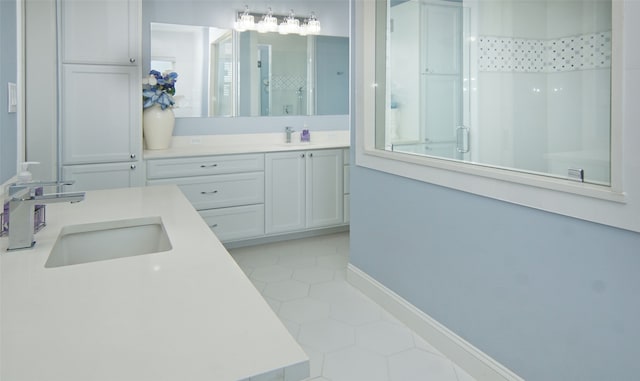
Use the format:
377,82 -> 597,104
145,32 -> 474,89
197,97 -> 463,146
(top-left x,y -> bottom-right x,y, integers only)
239,31 -> 349,116
150,22 -> 349,118
238,31 -> 309,116
150,22 -> 233,118
238,32 -> 349,117
377,0 -> 612,186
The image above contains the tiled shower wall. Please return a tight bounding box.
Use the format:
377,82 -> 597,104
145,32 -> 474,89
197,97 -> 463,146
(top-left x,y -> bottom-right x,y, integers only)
478,31 -> 612,73
475,30 -> 612,183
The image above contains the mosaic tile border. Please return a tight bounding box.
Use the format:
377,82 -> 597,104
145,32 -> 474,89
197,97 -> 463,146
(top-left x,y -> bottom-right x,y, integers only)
478,31 -> 611,73
271,75 -> 307,90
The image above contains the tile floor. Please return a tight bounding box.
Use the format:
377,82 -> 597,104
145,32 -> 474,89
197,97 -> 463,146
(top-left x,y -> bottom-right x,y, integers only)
229,232 -> 477,381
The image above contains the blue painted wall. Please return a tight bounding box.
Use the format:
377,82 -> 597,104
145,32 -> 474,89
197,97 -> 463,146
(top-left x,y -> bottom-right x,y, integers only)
0,0 -> 18,183
350,166 -> 640,380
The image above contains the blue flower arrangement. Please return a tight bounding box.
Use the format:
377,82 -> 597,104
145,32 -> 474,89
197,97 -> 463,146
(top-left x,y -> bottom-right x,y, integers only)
142,70 -> 178,110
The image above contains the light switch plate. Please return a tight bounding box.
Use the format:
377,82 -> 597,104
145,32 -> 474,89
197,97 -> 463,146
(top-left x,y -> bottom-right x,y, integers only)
7,82 -> 17,113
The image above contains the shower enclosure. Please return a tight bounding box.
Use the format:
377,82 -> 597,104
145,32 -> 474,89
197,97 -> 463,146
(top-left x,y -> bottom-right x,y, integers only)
382,0 -> 612,185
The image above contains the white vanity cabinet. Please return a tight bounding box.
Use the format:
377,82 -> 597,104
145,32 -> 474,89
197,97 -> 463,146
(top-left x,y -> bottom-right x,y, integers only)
147,154 -> 265,242
58,0 -> 143,191
60,0 -> 140,65
265,149 -> 344,234
61,65 -> 141,165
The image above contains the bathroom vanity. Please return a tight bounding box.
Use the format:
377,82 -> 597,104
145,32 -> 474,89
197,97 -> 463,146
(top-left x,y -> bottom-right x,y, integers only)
144,131 -> 350,245
0,185 -> 309,381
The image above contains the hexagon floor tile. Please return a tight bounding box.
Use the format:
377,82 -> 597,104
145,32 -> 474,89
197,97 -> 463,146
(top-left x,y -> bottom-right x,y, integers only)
279,297 -> 331,324
323,346 -> 388,381
298,319 -> 355,352
229,233 -> 477,381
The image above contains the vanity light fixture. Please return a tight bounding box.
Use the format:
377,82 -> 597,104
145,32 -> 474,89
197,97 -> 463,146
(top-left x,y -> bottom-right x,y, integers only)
234,5 -> 255,32
235,7 -> 321,36
280,9 -> 300,35
306,12 -> 321,35
256,8 -> 279,33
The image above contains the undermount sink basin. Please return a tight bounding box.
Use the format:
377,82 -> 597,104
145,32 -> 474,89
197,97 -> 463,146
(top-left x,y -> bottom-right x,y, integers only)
45,217 -> 172,268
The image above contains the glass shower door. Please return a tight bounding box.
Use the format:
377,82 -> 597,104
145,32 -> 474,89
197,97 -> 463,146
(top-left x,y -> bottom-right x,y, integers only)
420,2 -> 467,161
389,0 -> 470,161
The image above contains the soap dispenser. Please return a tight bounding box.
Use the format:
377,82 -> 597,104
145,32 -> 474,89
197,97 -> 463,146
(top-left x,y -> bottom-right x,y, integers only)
17,161 -> 39,183
16,162 -> 46,233
301,123 -> 310,142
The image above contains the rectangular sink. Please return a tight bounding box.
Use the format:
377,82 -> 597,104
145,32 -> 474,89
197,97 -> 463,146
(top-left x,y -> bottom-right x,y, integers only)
45,216 -> 172,268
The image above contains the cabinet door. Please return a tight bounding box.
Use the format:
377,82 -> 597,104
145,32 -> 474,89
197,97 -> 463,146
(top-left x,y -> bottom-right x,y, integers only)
60,0 -> 139,65
62,162 -> 143,192
306,149 -> 344,228
62,64 -> 141,165
265,152 -> 306,234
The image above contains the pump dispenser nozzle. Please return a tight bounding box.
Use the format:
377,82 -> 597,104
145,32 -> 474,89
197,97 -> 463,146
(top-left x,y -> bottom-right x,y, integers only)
17,162 -> 40,183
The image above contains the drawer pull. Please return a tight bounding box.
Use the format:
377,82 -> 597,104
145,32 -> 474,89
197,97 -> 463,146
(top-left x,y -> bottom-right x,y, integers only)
210,224 -> 218,228
200,164 -> 218,168
201,190 -> 218,195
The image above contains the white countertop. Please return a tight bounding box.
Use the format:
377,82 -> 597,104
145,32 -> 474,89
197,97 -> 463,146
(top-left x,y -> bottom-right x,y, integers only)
0,185 -> 308,381
144,131 -> 350,159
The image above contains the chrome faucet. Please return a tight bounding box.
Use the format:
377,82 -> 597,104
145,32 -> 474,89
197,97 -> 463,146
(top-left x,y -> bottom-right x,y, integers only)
6,181 -> 85,251
285,126 -> 295,143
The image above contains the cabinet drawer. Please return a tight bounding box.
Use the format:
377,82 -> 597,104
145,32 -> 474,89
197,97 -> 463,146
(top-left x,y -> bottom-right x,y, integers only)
199,205 -> 265,242
148,172 -> 264,210
147,154 -> 264,179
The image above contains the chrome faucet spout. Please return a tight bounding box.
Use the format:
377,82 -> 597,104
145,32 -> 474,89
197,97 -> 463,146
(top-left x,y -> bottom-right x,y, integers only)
6,185 -> 85,251
285,126 -> 295,143
8,180 -> 76,198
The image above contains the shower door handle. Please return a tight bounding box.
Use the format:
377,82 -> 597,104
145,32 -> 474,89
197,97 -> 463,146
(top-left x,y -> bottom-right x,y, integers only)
456,126 -> 470,153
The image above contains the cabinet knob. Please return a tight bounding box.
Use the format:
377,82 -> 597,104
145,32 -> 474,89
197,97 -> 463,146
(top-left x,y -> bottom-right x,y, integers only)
309,153 -> 313,157
130,153 -> 136,159
129,58 -> 136,63
301,154 -> 305,158
200,164 -> 218,168
201,190 -> 218,195
130,164 -> 136,170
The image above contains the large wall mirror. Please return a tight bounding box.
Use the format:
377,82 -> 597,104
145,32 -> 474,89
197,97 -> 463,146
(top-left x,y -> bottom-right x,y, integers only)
376,0 -> 612,186
1,0 -> 20,184
150,22 -> 349,119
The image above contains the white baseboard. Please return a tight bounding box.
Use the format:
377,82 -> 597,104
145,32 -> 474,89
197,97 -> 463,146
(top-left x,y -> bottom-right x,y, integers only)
347,264 -> 525,381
